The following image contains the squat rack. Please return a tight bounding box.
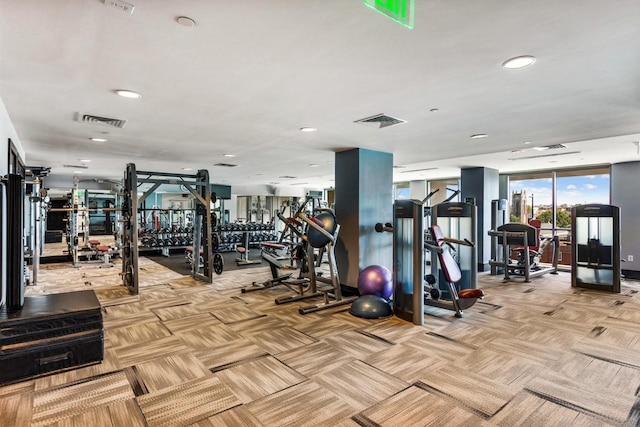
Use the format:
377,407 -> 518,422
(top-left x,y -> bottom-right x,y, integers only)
121,164 -> 214,295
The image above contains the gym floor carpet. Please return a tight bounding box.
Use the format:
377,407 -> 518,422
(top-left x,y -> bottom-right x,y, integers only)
2,258 -> 639,426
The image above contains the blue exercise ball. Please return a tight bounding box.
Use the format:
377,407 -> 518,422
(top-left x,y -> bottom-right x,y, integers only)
350,295 -> 393,319
358,265 -> 393,299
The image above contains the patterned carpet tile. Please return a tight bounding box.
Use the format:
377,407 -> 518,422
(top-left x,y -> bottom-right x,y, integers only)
247,326 -> 317,355
456,347 -> 541,389
360,317 -> 431,344
323,330 -> 393,359
114,335 -> 191,367
133,353 -> 211,393
484,336 -> 566,367
136,376 -> 240,426
194,338 -> 269,372
225,314 -> 288,337
571,338 -> 640,369
354,385 -> 490,427
401,331 -> 477,360
0,389 -> 33,427
276,341 -> 356,378
106,321 -> 172,348
161,312 -> 222,333
246,380 -> 355,427
313,360 -> 408,412
416,364 -> 519,418
214,356 -> 307,404
175,324 -> 244,350
490,390 -> 600,427
525,371 -> 637,425
31,372 -> 134,427
151,303 -> 203,321
191,405 -> 263,427
210,305 -> 266,324
363,344 -> 447,384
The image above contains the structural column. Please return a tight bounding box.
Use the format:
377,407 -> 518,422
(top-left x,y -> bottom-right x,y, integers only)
335,148 -> 393,290
461,167 -> 499,272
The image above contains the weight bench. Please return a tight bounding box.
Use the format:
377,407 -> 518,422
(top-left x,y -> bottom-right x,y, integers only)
95,245 -> 114,268
241,242 -> 295,293
236,232 -> 261,266
185,246 -> 203,268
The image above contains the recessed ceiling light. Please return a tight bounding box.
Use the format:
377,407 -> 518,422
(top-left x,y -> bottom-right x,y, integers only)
523,141 -> 532,145
430,108 -> 439,112
182,167 -> 193,171
511,150 -> 523,154
115,89 -> 143,99
74,171 -> 83,174
90,138 -> 108,142
79,159 -> 91,162
470,134 -> 488,139
502,55 -> 536,69
300,127 -> 317,132
176,16 -> 196,27
309,164 -> 318,167
532,146 -> 549,151
223,154 -> 236,157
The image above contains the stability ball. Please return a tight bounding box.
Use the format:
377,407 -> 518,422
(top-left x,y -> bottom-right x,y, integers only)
350,295 -> 393,319
357,265 -> 393,300
306,211 -> 336,248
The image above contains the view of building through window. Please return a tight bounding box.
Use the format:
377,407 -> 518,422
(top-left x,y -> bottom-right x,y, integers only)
509,167 -> 610,267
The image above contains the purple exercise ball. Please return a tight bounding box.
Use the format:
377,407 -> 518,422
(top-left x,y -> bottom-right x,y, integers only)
357,265 -> 393,299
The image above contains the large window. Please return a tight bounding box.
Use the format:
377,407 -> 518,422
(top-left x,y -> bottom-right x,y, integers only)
508,172 -> 553,225
508,166 -> 610,267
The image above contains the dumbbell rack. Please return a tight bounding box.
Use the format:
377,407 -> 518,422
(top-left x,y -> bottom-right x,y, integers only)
214,223 -> 277,252
138,225 -> 195,252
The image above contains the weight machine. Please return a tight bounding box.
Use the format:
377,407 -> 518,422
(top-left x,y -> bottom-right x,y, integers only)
272,207 -> 357,314
121,164 -> 222,295
376,199 -> 483,324
488,219 -> 559,282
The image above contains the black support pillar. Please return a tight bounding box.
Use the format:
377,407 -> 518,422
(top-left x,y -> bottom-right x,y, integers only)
335,148 -> 393,290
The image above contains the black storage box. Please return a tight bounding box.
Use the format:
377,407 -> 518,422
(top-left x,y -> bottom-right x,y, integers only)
0,290 -> 104,385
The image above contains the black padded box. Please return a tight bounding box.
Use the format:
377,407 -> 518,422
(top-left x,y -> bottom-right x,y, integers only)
0,290 -> 104,385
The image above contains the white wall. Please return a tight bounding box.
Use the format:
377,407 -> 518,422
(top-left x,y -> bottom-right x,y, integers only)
0,96 -> 25,175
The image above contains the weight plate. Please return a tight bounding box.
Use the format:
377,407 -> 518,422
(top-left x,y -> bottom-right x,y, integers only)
213,253 -> 224,275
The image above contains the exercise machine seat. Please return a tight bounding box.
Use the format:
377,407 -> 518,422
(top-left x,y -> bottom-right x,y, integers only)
96,245 -> 110,252
496,222 -> 538,250
459,289 -> 485,299
515,219 -> 542,252
185,246 -> 204,255
430,225 -> 462,284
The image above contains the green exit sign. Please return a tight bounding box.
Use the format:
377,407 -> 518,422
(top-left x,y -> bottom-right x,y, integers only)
364,0 -> 414,29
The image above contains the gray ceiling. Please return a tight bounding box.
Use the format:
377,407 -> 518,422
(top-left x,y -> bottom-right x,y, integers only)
2,0 -> 640,189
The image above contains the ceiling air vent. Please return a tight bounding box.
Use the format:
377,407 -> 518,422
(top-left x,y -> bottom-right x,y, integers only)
543,144 -> 567,150
401,167 -> 437,173
75,112 -> 127,128
63,164 -> 89,169
509,151 -> 581,161
355,113 -> 406,129
213,163 -> 239,168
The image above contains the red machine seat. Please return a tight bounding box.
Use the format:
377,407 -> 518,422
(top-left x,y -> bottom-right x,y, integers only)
96,245 -> 110,252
